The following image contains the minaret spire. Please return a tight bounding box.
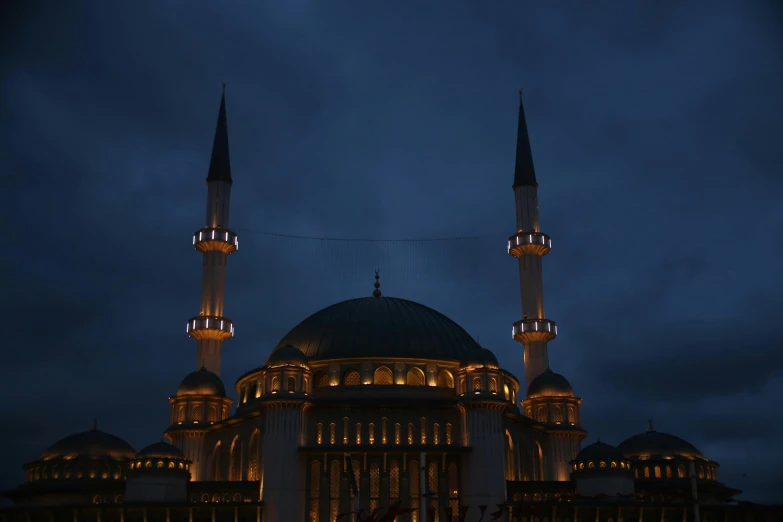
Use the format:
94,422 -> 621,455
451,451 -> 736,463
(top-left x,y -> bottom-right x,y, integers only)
206,84 -> 232,185
185,87 -> 240,376
507,91 -> 557,393
513,89 -> 538,188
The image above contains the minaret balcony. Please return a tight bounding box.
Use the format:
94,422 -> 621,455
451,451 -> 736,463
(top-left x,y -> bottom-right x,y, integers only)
187,316 -> 234,341
513,318 -> 557,343
192,227 -> 238,254
508,231 -> 551,257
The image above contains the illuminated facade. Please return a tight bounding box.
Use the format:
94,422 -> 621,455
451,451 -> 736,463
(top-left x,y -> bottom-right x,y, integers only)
2,92 -> 763,522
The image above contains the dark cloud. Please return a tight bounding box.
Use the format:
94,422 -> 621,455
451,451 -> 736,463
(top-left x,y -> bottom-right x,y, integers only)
2,0 -> 782,505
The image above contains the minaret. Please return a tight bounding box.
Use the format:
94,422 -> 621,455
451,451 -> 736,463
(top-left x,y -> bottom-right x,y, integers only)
507,91 -> 557,393
185,86 -> 239,376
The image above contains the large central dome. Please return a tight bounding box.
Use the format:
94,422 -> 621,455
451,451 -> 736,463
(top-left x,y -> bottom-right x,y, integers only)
274,296 -> 486,361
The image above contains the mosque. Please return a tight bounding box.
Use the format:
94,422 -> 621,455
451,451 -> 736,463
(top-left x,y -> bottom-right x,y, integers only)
2,91 -> 777,522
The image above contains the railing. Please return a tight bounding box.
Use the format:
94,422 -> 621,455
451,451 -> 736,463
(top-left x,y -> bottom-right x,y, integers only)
186,316 -> 234,340
193,228 -> 239,254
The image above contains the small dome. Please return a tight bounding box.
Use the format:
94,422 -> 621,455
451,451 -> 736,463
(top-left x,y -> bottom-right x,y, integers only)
42,428 -> 136,460
527,368 -> 575,398
266,345 -> 309,367
176,367 -> 226,397
575,441 -> 626,463
617,430 -> 704,459
136,442 -> 185,460
460,348 -> 499,369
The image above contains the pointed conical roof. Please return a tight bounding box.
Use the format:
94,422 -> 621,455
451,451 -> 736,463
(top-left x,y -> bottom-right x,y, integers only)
513,91 -> 537,188
206,86 -> 232,184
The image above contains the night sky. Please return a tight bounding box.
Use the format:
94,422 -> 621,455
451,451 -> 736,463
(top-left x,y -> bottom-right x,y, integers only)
3,1 -> 782,504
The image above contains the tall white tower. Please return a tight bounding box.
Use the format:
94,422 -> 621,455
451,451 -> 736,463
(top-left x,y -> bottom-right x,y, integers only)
185,86 -> 239,376
507,91 -> 557,393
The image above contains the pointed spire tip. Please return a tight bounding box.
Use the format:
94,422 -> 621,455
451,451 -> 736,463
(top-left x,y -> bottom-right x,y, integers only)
512,89 -> 538,188
206,88 -> 232,185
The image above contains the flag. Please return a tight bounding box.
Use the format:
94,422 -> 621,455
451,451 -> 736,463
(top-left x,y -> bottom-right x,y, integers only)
377,501 -> 405,522
458,506 -> 470,522
358,507 -> 383,522
478,505 -> 488,522
490,505 -> 505,521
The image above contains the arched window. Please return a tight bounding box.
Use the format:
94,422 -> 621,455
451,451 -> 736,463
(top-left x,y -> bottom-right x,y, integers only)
427,461 -> 439,520
446,423 -> 453,445
287,376 -> 296,392
316,423 -> 323,444
677,464 -> 686,478
229,436 -> 243,481
303,377 -> 309,394
248,430 -> 261,481
177,406 -> 185,423
408,423 -> 414,444
490,378 -> 498,393
407,367 -> 425,386
654,466 -> 661,478
249,381 -> 258,399
553,407 -> 563,424
370,462 -> 380,511
309,462 -> 320,522
536,407 -> 547,423
374,366 -> 393,385
329,460 -> 341,522
192,405 -> 202,422
369,423 -> 375,444
534,442 -> 544,481
504,384 -> 510,400
409,461 -> 420,522
448,461 -> 459,498
437,370 -> 454,388
343,417 -> 349,444
698,465 -> 704,479
343,369 -> 361,386
459,379 -> 466,395
329,423 -> 336,444
315,371 -> 329,388
395,423 -> 401,445
472,377 -> 482,392
389,460 -> 400,501
271,376 -> 280,392
355,423 -> 362,444
211,442 -> 222,480
382,418 -> 388,444
352,460 -> 361,497
567,405 -> 575,424
644,466 -> 650,478
505,430 -> 515,480
666,465 -> 672,478
420,418 -> 427,444
433,423 -> 440,445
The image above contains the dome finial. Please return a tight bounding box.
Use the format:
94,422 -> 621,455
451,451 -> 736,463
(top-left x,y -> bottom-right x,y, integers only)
597,435 -> 601,443
372,269 -> 382,297
92,418 -> 98,431
648,417 -> 655,432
